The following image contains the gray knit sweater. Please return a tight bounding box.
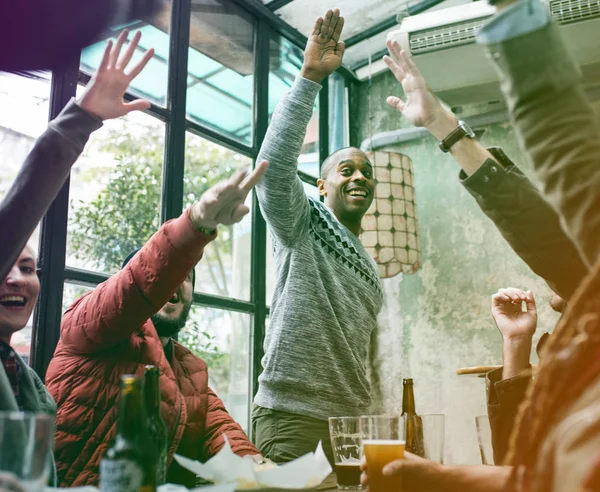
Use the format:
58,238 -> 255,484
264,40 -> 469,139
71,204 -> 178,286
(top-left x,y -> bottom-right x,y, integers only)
254,76 -> 383,420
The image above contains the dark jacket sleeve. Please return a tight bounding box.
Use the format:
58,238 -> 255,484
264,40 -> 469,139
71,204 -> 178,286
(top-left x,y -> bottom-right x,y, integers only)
483,22 -> 600,268
0,99 -> 102,283
486,367 -> 532,464
460,149 -> 588,301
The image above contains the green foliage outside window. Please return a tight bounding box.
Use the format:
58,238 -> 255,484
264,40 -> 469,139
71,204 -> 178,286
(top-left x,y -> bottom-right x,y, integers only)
67,119 -> 248,393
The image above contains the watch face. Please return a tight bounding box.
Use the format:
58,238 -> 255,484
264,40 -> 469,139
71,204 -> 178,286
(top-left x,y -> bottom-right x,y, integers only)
459,121 -> 476,138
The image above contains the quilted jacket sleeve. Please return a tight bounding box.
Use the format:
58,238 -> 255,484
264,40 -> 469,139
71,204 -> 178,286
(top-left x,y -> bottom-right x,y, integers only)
201,387 -> 259,461
60,211 -> 215,354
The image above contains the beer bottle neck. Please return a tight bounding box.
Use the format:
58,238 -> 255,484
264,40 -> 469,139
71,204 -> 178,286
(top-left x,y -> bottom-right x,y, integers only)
402,382 -> 417,414
117,384 -> 145,439
144,373 -> 161,417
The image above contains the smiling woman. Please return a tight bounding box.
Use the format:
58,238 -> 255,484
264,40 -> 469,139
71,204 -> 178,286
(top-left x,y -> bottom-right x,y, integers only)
0,245 -> 40,346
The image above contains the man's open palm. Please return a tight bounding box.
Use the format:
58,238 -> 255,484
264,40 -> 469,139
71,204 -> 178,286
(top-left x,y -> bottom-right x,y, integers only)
384,39 -> 445,128
301,9 -> 345,83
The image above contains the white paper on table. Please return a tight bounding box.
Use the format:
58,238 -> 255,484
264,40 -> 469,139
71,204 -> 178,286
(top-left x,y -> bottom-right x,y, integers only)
159,484 -> 236,492
174,438 -> 332,490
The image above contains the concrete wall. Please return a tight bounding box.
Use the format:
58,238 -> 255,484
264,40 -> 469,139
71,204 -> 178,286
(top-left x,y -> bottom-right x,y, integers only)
352,71 -> 561,464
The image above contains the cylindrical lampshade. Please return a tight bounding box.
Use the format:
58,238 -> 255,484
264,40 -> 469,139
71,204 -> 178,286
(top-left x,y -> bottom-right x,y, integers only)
361,151 -> 421,278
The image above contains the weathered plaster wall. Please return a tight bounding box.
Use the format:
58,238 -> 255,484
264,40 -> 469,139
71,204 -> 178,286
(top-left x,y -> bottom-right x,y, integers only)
353,71 -> 561,464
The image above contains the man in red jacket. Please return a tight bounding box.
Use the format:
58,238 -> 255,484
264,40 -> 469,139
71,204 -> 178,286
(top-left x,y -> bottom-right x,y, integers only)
45,34 -> 267,490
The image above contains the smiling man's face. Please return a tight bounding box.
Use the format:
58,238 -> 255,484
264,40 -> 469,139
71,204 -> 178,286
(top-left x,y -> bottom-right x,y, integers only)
317,147 -> 375,223
151,269 -> 194,339
0,245 -> 40,344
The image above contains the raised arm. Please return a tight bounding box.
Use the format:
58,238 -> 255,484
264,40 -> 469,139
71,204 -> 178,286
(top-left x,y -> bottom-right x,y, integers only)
60,161 -> 268,354
383,42 -> 587,300
478,1 -> 600,268
255,9 -> 344,245
0,29 -> 154,283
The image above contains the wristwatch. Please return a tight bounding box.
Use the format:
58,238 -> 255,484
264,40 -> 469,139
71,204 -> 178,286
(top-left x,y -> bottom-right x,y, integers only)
439,120 -> 475,153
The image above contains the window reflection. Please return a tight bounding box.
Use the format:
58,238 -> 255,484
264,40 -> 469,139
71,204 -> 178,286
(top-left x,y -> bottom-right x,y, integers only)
186,0 -> 256,145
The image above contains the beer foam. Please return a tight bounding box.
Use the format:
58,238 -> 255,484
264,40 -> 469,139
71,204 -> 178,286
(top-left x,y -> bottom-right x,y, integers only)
362,439 -> 406,445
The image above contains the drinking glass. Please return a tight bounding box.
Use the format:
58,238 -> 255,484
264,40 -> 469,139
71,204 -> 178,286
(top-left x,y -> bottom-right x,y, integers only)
329,417 -> 362,489
475,415 -> 495,465
0,412 -> 54,492
417,414 -> 445,464
360,415 -> 405,492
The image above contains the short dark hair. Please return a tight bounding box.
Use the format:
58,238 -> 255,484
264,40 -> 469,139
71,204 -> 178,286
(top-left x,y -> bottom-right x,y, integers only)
320,146 -> 368,179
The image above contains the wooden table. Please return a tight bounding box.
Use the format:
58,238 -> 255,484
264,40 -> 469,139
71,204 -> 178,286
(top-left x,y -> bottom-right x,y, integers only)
317,473 -> 338,490
317,473 -> 361,491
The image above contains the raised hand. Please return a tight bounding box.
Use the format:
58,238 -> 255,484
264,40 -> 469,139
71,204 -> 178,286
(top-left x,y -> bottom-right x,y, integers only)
190,160 -> 269,230
77,29 -> 154,120
384,40 -> 456,136
491,288 -> 538,342
300,9 -> 345,84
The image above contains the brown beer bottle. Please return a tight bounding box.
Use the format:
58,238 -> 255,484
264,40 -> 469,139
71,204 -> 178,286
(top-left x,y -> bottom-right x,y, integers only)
100,375 -> 156,492
144,365 -> 168,486
402,378 -> 424,457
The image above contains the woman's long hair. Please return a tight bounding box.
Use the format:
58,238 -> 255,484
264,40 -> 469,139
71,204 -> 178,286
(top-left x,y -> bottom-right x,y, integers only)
505,259 -> 600,490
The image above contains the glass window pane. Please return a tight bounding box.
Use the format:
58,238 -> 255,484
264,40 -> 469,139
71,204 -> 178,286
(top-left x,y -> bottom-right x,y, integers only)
266,184 -> 319,304
62,283 -> 95,315
269,35 -> 319,178
181,306 -> 251,432
0,72 -> 51,365
184,132 -> 252,300
66,93 -> 165,275
186,0 -> 255,145
81,3 -> 173,107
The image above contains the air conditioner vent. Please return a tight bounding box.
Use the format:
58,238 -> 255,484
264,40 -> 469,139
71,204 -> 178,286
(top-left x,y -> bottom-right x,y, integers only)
409,16 -> 492,55
550,0 -> 600,24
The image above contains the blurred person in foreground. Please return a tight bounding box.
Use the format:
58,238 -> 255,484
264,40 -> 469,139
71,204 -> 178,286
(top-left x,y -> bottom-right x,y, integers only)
360,0 -> 600,488
252,8 -> 383,465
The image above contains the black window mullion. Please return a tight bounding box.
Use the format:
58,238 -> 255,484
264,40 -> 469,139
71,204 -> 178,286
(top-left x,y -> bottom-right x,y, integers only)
250,18 -> 271,414
162,0 -> 192,222
32,56 -> 80,379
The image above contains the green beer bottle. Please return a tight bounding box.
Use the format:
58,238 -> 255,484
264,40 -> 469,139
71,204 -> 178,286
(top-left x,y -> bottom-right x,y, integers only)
402,378 -> 424,457
144,365 -> 168,485
100,375 -> 156,492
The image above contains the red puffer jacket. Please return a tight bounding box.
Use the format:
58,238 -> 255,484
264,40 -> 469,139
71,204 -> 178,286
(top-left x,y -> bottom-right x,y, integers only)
46,212 -> 259,487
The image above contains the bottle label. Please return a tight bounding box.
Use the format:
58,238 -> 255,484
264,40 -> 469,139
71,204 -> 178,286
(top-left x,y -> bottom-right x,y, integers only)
157,451 -> 167,485
100,459 -> 144,492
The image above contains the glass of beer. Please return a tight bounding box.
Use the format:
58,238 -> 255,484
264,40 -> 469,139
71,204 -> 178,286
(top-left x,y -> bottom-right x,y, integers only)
475,415 -> 495,465
329,417 -> 363,489
361,415 -> 405,492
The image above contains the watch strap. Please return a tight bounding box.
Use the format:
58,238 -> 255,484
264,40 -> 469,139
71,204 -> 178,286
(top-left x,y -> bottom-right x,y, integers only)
439,125 -> 468,153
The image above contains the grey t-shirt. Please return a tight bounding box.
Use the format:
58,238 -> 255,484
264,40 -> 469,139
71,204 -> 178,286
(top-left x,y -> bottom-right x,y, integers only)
254,76 -> 383,420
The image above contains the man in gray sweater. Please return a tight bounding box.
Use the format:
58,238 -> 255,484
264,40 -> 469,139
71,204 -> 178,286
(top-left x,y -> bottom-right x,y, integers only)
252,9 -> 383,464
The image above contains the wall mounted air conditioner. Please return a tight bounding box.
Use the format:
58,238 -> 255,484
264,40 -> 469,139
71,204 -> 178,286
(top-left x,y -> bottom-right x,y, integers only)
355,0 -> 600,105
